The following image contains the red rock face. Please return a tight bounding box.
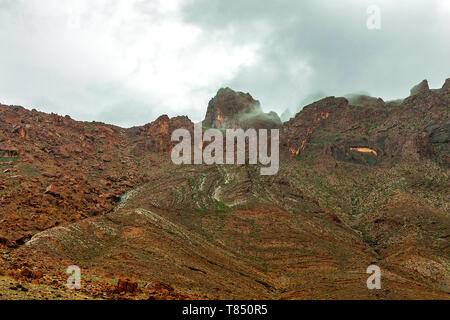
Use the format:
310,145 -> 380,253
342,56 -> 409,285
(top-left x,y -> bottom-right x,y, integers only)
282,80 -> 449,166
203,87 -> 281,130
115,278 -> 139,294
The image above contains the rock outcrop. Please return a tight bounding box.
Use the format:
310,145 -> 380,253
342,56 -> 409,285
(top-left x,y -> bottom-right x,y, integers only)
282,79 -> 449,166
203,87 -> 281,129
441,78 -> 450,94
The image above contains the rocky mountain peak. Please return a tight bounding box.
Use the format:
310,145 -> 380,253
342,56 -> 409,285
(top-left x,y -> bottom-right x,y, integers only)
0,80 -> 449,300
410,79 -> 430,96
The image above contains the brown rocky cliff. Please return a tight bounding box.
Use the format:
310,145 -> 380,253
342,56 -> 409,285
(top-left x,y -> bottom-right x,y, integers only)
203,87 -> 281,129
129,115 -> 193,156
281,96 -> 351,156
410,79 -> 430,96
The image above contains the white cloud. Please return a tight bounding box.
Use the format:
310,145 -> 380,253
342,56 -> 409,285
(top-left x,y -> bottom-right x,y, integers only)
0,0 -> 259,126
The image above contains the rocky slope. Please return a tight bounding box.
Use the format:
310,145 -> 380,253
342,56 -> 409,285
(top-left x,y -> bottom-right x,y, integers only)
0,79 -> 449,300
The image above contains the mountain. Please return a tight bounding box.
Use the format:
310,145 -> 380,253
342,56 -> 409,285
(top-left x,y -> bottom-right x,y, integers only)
0,79 -> 448,300
297,91 -> 327,112
203,87 -> 281,130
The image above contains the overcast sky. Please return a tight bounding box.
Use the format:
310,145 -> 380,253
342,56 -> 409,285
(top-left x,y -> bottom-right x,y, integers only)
0,0 -> 448,127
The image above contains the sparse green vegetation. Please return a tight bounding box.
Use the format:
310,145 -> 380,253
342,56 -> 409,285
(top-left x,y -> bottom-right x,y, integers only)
18,164 -> 40,176
214,200 -> 230,213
